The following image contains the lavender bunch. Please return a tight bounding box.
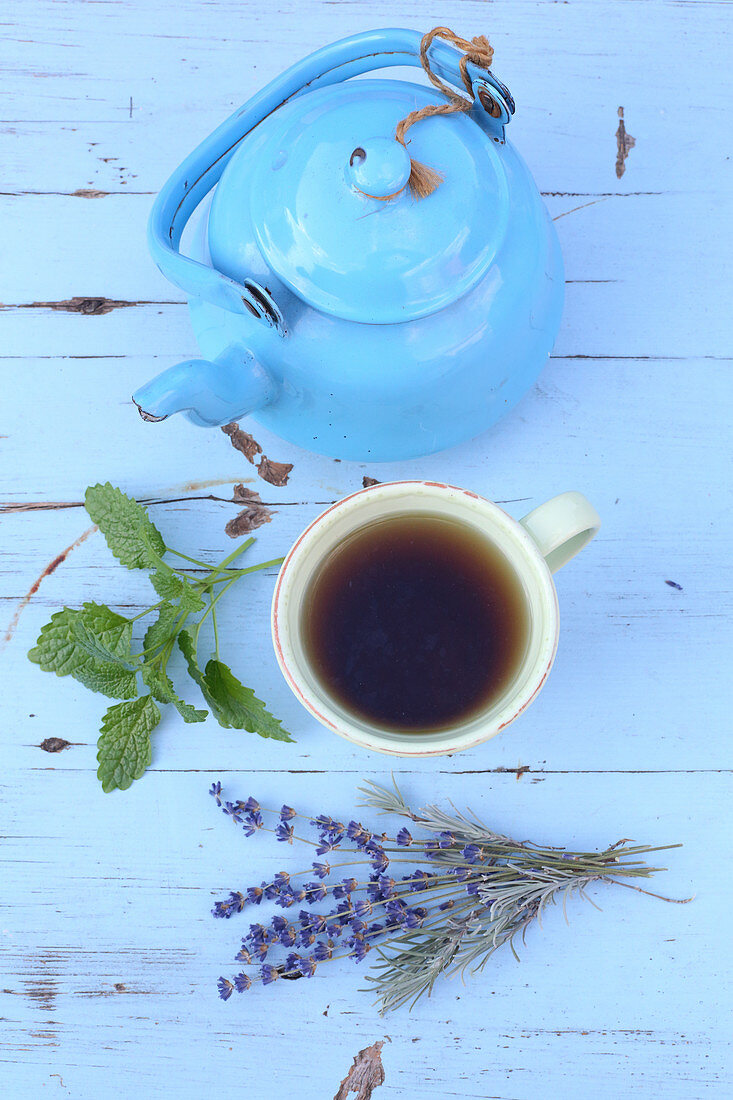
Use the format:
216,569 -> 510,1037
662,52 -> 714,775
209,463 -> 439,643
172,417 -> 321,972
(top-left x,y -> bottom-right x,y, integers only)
211,778 -> 689,1013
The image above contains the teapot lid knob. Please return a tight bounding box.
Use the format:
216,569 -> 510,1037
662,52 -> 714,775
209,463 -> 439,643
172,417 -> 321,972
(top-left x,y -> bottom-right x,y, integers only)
347,138 -> 412,200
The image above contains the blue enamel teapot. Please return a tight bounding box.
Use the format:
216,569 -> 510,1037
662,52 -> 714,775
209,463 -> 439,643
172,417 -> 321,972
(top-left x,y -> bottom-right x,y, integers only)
133,27 -> 563,461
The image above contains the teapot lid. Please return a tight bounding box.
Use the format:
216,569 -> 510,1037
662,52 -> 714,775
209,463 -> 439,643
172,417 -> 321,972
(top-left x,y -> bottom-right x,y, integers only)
210,80 -> 509,324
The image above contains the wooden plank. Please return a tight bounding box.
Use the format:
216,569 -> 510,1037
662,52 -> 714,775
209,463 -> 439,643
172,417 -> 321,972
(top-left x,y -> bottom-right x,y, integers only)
2,191 -> 730,360
1,0 -> 730,195
0,769 -> 728,1097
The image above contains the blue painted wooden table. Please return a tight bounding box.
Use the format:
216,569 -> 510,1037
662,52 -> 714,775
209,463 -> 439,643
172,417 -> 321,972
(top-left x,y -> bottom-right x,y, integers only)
2,1 -> 731,1096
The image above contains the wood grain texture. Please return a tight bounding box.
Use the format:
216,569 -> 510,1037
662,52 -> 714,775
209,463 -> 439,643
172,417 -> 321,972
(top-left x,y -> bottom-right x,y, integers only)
1,0 -> 731,1096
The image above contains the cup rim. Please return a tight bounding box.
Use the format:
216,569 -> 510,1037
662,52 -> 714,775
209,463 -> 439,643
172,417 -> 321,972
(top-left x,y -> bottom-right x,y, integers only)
271,480 -> 559,756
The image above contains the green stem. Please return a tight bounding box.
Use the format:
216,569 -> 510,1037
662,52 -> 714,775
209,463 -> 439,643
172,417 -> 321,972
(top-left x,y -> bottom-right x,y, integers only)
212,603 -> 220,661
193,574 -> 240,652
202,538 -> 256,589
128,601 -> 164,624
167,548 -> 218,569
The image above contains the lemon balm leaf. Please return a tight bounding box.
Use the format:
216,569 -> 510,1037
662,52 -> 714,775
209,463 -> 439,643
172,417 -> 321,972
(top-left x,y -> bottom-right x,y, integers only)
28,605 -> 137,699
96,695 -> 161,792
203,659 -> 293,742
85,482 -> 166,569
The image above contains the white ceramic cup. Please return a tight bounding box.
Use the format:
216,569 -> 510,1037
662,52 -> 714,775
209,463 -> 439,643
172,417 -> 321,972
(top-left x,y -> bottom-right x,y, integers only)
271,481 -> 600,756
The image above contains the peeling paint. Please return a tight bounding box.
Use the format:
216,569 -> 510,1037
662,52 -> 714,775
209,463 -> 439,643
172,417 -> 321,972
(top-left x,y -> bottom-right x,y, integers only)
615,107 -> 636,178
334,1040 -> 388,1100
0,297 -> 178,315
1,524 -> 97,650
40,737 -> 72,753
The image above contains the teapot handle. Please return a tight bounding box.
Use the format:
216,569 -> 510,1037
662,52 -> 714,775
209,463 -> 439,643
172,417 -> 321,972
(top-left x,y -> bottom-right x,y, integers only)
149,27 -> 513,322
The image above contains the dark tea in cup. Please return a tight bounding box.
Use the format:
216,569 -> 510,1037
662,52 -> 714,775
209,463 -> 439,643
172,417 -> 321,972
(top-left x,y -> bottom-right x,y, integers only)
302,513 -> 529,732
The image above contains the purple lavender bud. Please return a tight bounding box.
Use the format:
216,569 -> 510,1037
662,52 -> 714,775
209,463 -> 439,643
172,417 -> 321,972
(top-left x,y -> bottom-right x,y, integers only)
273,871 -> 290,889
275,887 -> 296,909
312,861 -> 330,879
298,930 -> 316,948
247,923 -> 268,944
354,898 -> 373,919
313,940 -> 333,962
227,891 -> 246,913
280,805 -> 297,821
450,866 -> 470,882
246,885 -> 264,906
302,957 -> 318,978
217,977 -> 234,1001
315,835 -> 343,856
312,814 -> 332,830
263,881 -> 279,900
297,909 -> 312,929
346,820 -> 365,842
209,781 -> 222,806
396,827 -> 413,847
261,964 -> 279,986
243,797 -> 260,813
243,811 -> 264,837
336,900 -> 351,915
367,921 -> 384,936
423,839 -> 441,855
326,921 -> 343,938
304,881 -> 327,903
233,972 -> 252,992
438,831 -> 456,849
403,906 -> 428,930
275,822 -> 295,844
223,801 -> 244,824
351,937 -> 370,962
279,927 -> 297,947
409,871 -> 432,891
311,913 -> 328,935
211,901 -> 232,919
465,882 -> 479,896
379,875 -> 396,897
370,851 -> 389,874
284,952 -> 301,972
462,843 -> 482,863
349,918 -> 367,934
254,941 -> 269,961
365,881 -> 382,902
235,944 -> 252,964
271,915 -> 288,933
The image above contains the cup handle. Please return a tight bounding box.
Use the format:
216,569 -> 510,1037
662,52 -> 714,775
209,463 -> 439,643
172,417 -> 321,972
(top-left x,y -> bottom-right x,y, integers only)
519,491 -> 601,574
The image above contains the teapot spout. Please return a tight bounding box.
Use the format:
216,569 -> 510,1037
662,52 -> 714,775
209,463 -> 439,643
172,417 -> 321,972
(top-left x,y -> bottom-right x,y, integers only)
132,344 -> 277,427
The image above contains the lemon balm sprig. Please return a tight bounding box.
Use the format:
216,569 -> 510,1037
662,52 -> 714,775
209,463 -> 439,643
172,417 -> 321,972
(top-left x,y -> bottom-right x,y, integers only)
28,483 -> 292,793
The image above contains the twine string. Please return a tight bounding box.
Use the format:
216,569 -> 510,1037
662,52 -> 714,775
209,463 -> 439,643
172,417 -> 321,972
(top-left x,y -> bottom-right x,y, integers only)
395,27 -> 494,200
